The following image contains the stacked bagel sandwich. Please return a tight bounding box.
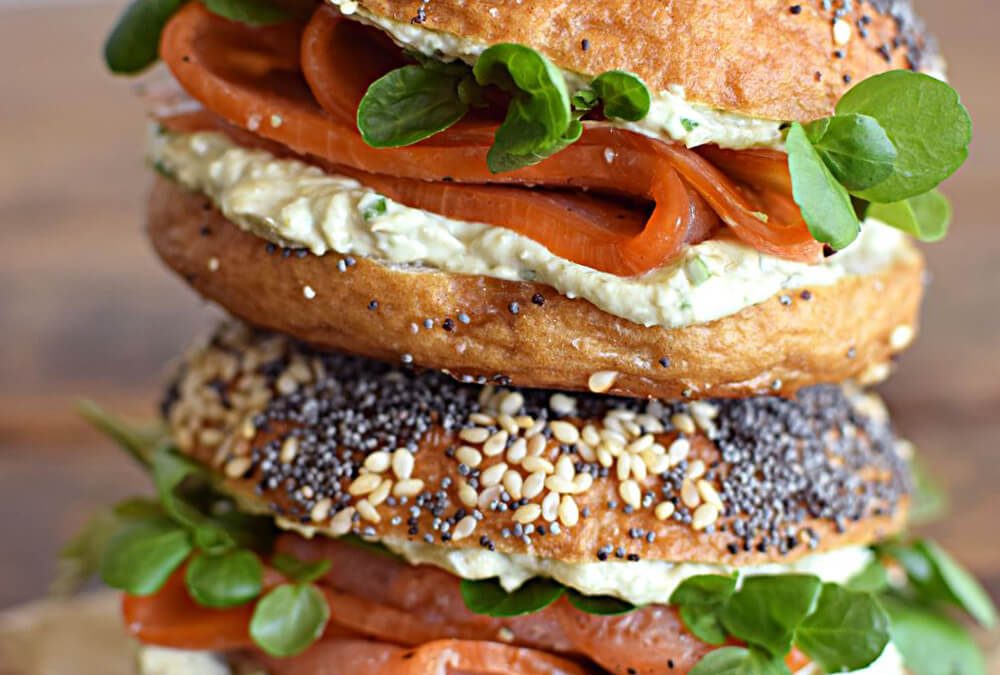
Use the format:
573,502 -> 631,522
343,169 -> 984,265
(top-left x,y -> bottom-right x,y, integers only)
61,0 -> 996,673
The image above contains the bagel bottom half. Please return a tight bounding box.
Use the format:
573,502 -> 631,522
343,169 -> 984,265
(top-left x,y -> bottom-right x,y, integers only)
148,177 -> 925,401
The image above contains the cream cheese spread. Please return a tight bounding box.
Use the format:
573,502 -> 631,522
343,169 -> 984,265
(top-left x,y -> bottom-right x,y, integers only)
328,0 -> 785,150
380,537 -> 874,606
151,129 -> 914,330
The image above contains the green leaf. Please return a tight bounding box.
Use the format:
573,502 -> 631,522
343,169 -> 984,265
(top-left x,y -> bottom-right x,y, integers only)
671,575 -> 738,645
786,122 -> 861,250
103,0 -> 185,74
795,583 -> 890,671
882,596 -> 985,675
906,454 -> 948,525
151,447 -> 233,553
866,189 -> 951,242
803,113 -> 897,191
846,558 -> 891,594
250,584 -> 330,657
565,590 -> 636,616
671,574 -> 738,606
474,44 -> 573,173
720,574 -> 822,656
185,550 -> 263,608
358,65 -> 468,148
681,605 -> 729,645
689,646 -> 792,675
571,88 -> 598,112
100,518 -> 192,595
916,540 -> 997,629
202,0 -> 291,25
271,553 -> 332,584
78,400 -> 165,468
591,70 -> 651,121
460,577 -> 564,617
837,70 -> 971,202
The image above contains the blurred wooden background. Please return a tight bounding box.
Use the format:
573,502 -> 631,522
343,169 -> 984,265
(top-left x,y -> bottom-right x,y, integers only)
0,0 -> 998,622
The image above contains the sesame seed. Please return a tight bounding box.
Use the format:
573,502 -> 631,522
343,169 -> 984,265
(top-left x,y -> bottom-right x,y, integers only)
279,437 -> 298,463
458,481 -> 479,508
392,478 -> 424,497
522,472 -> 546,499
833,18 -> 851,45
207,257 -> 220,272
503,470 -> 523,499
310,498 -> 332,522
302,285 -> 316,299
356,498 -> 380,523
692,503 -> 720,530
329,507 -> 355,535
671,413 -> 696,435
456,445 -> 483,468
697,480 -> 724,510
224,456 -> 251,478
542,491 -> 560,522
588,370 -> 618,393
619,479 -> 641,509
369,478 -> 392,506
514,503 -> 542,524
506,437 -> 528,464
655,501 -> 676,521
452,515 -> 477,540
459,427 -> 490,444
481,462 -> 508,487
559,495 -> 579,526
549,420 -> 580,444
363,450 -> 391,473
349,473 -> 382,496
890,324 -> 914,350
522,456 -> 554,474
681,479 -> 701,508
392,449 -> 414,480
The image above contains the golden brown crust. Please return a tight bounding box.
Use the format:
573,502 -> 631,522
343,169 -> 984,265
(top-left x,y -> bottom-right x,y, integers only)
350,0 -> 938,122
165,319 -> 910,568
149,177 -> 924,401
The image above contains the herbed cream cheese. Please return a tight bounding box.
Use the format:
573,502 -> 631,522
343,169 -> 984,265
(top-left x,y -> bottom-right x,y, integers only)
380,537 -> 874,606
329,0 -> 785,150
152,129 -> 913,330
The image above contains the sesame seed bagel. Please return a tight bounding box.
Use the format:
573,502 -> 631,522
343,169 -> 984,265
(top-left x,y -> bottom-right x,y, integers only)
339,0 -> 939,122
164,319 -> 910,569
149,176 -> 925,401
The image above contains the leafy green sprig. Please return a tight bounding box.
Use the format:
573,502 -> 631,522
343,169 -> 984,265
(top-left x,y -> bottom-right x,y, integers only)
103,0 -> 294,74
58,405 -> 330,657
787,70 -> 970,249
357,46 -> 650,173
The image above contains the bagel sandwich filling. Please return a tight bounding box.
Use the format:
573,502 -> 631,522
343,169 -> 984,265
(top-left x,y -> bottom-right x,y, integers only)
54,0 -> 996,674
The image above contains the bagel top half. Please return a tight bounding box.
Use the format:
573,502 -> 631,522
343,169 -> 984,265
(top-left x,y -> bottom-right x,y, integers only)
165,320 -> 912,587
335,0 -> 940,122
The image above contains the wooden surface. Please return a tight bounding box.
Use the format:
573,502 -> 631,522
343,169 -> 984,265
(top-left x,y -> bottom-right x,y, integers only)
1,0 -> 998,629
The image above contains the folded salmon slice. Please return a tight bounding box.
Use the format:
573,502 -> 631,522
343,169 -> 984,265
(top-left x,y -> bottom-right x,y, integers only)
158,3 -> 823,276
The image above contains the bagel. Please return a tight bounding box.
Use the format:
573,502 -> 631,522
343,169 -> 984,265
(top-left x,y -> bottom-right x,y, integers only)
150,175 -> 924,401
164,319 -> 910,579
336,0 -> 940,123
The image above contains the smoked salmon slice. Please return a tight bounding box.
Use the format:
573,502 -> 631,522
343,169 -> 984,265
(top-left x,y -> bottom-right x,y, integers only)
158,3 -> 824,276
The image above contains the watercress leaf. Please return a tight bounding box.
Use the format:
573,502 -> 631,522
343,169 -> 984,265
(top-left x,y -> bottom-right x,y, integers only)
185,549 -> 263,608
670,574 -> 738,607
460,577 -> 564,617
786,122 -> 861,250
846,558 -> 890,594
151,446 -> 212,529
210,506 -> 278,552
803,113 -> 896,191
357,65 -> 468,148
271,552 -> 332,584
915,540 -> 997,629
866,189 -> 951,242
100,517 -> 192,595
565,590 -> 636,616
404,50 -> 471,77
906,454 -> 948,525
881,596 -> 985,675
113,497 -> 165,520
795,583 -> 890,671
250,583 -> 330,657
474,44 -> 573,173
720,574 -> 822,656
77,400 -> 165,467
591,70 -> 651,121
103,0 -> 185,74
571,88 -> 598,112
202,0 -> 291,25
837,70 -> 971,202
689,646 -> 792,675
681,605 -> 729,645
457,74 -> 487,107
